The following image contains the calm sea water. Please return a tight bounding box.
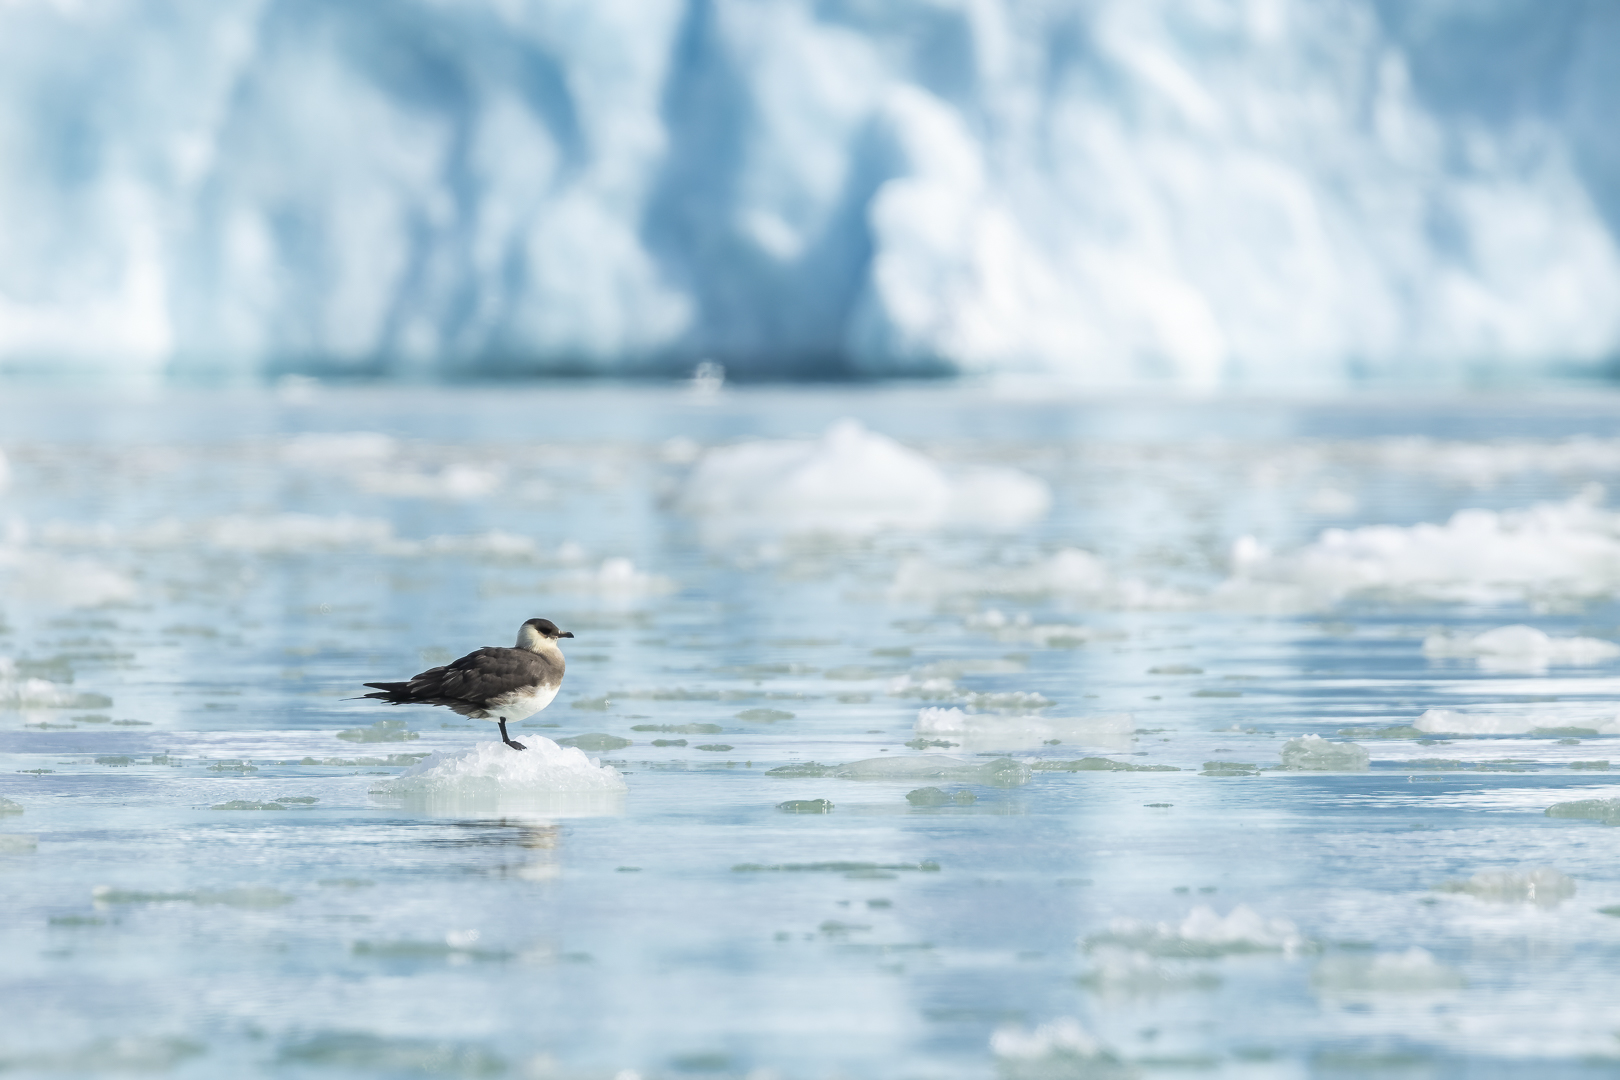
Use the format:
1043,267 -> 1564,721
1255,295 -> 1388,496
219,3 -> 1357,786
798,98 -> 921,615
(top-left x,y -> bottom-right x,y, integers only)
5,383 -> 1620,1079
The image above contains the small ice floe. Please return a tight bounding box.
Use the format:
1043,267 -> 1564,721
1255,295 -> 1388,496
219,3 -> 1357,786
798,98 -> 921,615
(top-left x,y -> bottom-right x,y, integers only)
1414,709 -> 1620,736
767,754 -> 1031,787
1278,734 -> 1369,771
1422,624 -> 1620,672
1545,797 -> 1620,825
891,677 -> 1052,713
1224,489 -> 1620,607
355,464 -> 501,499
371,736 -> 626,817
553,557 -> 675,596
0,664 -> 112,709
1435,866 -> 1576,905
1311,947 -> 1465,993
0,1036 -> 203,1073
0,551 -> 135,607
278,432 -> 397,468
964,609 -> 1107,647
0,834 -> 38,853
0,797 -> 22,815
1086,905 -> 1309,958
892,548 -> 1194,609
676,419 -> 1049,539
916,706 -> 1135,752
1079,945 -> 1221,996
990,1018 -> 1129,1078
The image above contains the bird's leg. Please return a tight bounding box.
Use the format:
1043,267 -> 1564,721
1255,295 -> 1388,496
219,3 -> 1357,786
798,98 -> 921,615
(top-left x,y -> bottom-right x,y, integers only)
498,718 -> 526,751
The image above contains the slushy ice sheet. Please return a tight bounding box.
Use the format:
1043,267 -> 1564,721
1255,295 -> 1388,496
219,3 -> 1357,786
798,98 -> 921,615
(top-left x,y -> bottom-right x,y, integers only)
3,387 -> 1620,1076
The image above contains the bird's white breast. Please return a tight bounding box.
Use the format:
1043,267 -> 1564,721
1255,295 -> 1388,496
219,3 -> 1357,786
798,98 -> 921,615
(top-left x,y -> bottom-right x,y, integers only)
486,681 -> 560,723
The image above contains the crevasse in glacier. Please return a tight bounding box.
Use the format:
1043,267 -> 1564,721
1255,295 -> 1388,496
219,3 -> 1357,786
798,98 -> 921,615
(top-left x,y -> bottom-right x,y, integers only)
2,0 -> 1618,383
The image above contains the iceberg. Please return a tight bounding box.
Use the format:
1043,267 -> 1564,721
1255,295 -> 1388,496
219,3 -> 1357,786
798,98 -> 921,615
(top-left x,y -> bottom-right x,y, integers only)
2,2 -> 1618,382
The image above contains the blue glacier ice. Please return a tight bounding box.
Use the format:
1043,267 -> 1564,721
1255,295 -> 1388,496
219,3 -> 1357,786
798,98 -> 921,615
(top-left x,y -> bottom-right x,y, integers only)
2,0 -> 1619,384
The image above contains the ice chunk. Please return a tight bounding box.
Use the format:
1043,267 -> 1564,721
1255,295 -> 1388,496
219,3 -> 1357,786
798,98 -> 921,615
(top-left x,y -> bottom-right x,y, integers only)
0,552 -> 136,607
335,719 -> 420,743
279,432 -> 396,467
355,464 -> 500,499
1545,798 -> 1620,825
1079,946 -> 1222,995
677,420 -> 1048,539
1279,735 -> 1369,771
916,707 -> 1133,751
0,1037 -> 203,1072
1435,866 -> 1576,905
893,548 -> 1194,609
0,676 -> 111,709
555,733 -> 632,751
1086,905 -> 1308,958
832,754 -> 1031,787
92,885 -> 293,907
905,787 -> 976,806
276,1033 -> 503,1074
371,736 -> 626,818
964,610 -> 1106,647
0,797 -> 22,815
895,682 -> 1052,713
990,1019 -> 1129,1078
777,799 -> 832,813
0,834 -> 38,853
1032,758 -> 1179,773
1227,492 -> 1620,606
1311,948 -> 1465,993
1423,624 -> 1620,671
555,557 -> 675,595
1415,709 -> 1620,736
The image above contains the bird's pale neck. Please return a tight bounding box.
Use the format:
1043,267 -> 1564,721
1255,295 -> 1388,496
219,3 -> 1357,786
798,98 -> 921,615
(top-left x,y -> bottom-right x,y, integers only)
516,624 -> 562,655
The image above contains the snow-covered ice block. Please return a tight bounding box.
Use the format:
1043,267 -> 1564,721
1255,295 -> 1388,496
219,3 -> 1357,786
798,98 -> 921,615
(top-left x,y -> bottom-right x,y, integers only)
677,420 -> 1048,538
1086,905 -> 1308,958
1415,709 -> 1620,736
1422,624 -> 1620,671
1311,948 -> 1465,993
1279,734 -> 1369,771
371,736 -> 626,817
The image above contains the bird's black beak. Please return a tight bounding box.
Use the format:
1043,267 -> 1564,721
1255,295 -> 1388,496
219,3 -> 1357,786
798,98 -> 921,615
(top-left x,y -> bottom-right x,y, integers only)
560,631 -> 574,638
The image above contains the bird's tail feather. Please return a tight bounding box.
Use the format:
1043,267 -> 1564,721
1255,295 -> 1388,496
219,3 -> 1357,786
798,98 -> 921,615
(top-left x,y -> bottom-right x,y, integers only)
360,681 -> 413,703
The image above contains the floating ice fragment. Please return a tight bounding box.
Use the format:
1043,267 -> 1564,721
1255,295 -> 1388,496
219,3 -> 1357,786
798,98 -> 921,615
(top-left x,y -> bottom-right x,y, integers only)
92,885 -> 294,907
895,681 -> 1052,712
0,1037 -> 204,1073
0,675 -> 111,709
964,610 -> 1106,647
1435,867 -> 1575,905
0,552 -> 136,607
904,787 -> 976,806
211,800 -> 288,811
1415,709 -> 1620,736
735,708 -> 793,722
916,708 -> 1132,753
372,736 -> 626,799
279,432 -> 397,467
1423,625 -> 1620,671
677,420 -> 1048,539
0,834 -> 37,853
833,754 -> 1031,787
276,1033 -> 504,1074
555,557 -> 675,595
777,799 -> 832,813
894,549 -> 1193,609
336,719 -> 420,743
1226,491 -> 1620,606
0,797 -> 21,814
1087,905 -> 1309,957
1311,948 -> 1465,992
1032,758 -> 1179,773
1545,798 -> 1620,825
556,733 -> 632,751
990,1019 -> 1129,1078
1279,735 -> 1369,771
356,464 -> 500,499
1201,761 -> 1260,776
1079,946 -> 1222,995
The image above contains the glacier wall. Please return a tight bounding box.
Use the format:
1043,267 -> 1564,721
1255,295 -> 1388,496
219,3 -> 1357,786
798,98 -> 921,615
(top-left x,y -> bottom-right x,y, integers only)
2,0 -> 1620,385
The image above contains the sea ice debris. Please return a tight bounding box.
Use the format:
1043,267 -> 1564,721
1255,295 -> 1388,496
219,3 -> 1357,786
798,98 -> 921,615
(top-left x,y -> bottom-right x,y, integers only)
1423,624 -> 1620,671
916,706 -> 1133,751
1311,948 -> 1465,992
1415,709 -> 1620,735
1435,866 -> 1575,905
1087,905 -> 1308,957
832,754 -> 1030,787
1279,735 -> 1369,771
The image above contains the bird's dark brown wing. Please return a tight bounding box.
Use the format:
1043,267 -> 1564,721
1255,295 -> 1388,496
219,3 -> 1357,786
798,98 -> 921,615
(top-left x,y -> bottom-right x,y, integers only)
362,647 -> 563,716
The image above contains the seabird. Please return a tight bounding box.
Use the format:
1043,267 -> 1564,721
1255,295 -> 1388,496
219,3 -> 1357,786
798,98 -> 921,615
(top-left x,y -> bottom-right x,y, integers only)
362,618 -> 573,751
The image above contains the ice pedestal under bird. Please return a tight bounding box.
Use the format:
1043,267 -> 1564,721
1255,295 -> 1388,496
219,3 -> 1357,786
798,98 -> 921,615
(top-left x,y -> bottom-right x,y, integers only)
369,736 -> 625,818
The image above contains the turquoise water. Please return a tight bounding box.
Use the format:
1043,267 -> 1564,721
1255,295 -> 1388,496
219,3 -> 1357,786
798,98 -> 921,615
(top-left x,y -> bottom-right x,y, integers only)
5,384 -> 1620,1078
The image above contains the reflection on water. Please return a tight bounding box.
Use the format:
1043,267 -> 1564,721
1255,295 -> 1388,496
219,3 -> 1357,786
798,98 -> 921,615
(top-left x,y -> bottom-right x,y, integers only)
4,384 -> 1620,1076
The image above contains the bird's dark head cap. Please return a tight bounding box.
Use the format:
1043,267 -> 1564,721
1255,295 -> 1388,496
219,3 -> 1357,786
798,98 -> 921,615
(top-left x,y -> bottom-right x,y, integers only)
523,617 -> 573,639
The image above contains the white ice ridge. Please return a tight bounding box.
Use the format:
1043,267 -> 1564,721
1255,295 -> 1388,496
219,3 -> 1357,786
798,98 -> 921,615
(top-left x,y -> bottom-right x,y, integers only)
677,420 -> 1048,538
1228,489 -> 1620,606
1311,948 -> 1466,993
990,1018 -> 1113,1066
1414,709 -> 1620,736
373,737 -> 627,797
1423,625 -> 1620,671
3,3 -> 1619,384
1088,905 -> 1308,958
